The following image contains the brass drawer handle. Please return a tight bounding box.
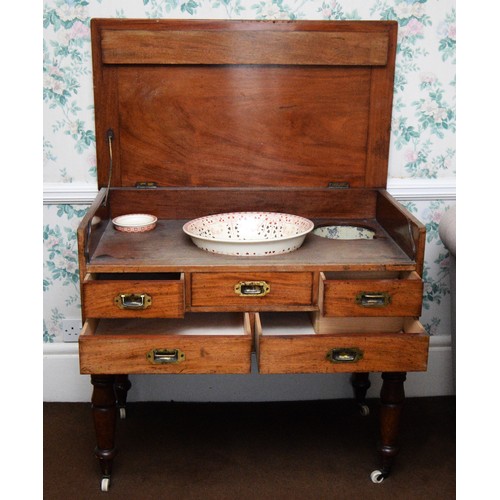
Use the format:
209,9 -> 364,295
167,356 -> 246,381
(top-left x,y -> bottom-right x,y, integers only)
234,281 -> 270,297
114,293 -> 152,310
147,348 -> 185,364
355,291 -> 391,307
326,348 -> 363,364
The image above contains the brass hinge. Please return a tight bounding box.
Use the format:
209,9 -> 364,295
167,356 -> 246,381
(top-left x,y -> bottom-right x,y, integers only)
135,182 -> 158,189
327,182 -> 350,189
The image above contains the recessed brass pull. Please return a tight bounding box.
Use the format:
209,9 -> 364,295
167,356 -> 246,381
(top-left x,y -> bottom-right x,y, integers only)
147,348 -> 185,364
135,181 -> 158,189
114,293 -> 152,310
326,348 -> 363,364
355,291 -> 391,307
234,281 -> 270,297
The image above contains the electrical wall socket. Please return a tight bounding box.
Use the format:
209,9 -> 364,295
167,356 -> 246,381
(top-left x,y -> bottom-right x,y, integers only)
62,319 -> 82,342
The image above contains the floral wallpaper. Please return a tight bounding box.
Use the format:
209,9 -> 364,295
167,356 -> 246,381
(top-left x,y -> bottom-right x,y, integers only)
43,0 -> 456,343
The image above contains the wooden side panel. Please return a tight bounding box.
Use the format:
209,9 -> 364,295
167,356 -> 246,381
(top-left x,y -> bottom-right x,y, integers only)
376,190 -> 426,274
77,189 -> 108,280
310,313 -> 405,334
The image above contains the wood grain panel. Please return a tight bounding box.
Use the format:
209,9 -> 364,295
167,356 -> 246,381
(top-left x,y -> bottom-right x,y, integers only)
310,314 -> 405,334
108,188 -> 378,220
117,66 -> 370,188
100,29 -> 389,66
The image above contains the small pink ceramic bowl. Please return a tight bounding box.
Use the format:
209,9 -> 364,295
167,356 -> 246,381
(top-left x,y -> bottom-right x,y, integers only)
112,214 -> 157,233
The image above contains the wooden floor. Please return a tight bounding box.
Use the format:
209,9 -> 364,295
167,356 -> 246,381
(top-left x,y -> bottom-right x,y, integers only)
44,397 -> 455,499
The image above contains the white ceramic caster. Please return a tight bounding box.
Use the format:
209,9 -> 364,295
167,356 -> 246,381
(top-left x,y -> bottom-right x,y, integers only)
101,477 -> 110,491
370,470 -> 385,483
119,407 -> 126,419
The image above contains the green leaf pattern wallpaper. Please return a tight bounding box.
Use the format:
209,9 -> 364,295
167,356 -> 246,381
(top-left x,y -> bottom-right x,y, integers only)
43,0 -> 456,342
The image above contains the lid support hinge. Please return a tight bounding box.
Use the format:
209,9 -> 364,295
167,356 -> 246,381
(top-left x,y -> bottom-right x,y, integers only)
103,128 -> 114,207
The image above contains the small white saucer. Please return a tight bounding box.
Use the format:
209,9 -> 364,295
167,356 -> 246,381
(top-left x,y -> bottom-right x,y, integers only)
112,214 -> 157,233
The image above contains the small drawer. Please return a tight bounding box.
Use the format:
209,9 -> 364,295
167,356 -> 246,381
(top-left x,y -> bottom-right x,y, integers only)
191,272 -> 314,311
82,273 -> 185,318
79,313 -> 252,374
320,271 -> 423,318
255,312 -> 429,374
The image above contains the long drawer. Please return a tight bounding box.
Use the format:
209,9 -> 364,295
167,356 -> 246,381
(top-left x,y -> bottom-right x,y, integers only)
79,313 -> 252,374
255,312 -> 429,374
190,272 -> 314,310
82,273 -> 185,318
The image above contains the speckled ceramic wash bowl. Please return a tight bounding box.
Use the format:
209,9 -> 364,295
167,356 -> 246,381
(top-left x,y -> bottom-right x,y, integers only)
183,212 -> 314,256
313,225 -> 375,240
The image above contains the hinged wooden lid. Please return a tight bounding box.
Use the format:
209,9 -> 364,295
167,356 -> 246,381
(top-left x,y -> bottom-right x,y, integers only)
91,19 -> 397,190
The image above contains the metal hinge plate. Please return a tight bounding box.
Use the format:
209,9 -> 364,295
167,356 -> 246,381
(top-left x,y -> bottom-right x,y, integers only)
327,182 -> 350,189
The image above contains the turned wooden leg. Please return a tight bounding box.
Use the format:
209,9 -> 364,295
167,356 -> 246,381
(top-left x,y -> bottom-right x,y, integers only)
351,372 -> 371,416
91,374 -> 117,491
371,371 -> 406,483
114,374 -> 132,419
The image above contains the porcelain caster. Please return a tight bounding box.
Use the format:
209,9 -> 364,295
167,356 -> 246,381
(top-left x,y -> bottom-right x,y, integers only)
370,470 -> 387,484
119,407 -> 126,419
101,476 -> 111,492
358,404 -> 370,416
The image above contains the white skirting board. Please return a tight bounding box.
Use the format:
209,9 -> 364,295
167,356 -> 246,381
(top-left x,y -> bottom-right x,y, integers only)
43,337 -> 454,402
